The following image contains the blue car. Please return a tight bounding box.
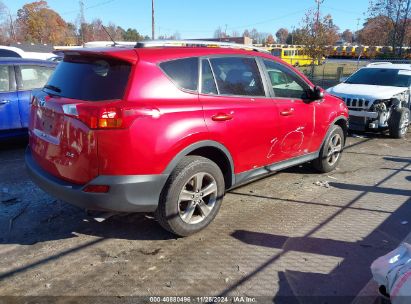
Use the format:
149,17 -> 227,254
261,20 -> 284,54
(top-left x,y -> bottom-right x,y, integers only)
0,58 -> 56,139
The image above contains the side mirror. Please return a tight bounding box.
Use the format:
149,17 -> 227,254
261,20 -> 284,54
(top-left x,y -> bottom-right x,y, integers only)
310,86 -> 324,100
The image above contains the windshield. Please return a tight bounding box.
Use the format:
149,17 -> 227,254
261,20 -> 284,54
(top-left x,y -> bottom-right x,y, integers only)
44,56 -> 131,101
345,68 -> 411,87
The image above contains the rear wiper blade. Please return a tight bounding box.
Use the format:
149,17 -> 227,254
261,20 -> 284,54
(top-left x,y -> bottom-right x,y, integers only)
44,84 -> 61,93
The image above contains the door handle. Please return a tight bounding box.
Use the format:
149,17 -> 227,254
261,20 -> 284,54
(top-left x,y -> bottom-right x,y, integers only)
0,100 -> 10,105
212,113 -> 233,121
280,108 -> 294,116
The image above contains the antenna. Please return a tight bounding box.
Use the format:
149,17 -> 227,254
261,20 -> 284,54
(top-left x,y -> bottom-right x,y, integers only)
101,25 -> 117,46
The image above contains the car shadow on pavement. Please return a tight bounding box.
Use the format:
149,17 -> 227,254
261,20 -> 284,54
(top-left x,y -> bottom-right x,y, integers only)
0,201 -> 174,246
229,195 -> 411,303
222,156 -> 411,302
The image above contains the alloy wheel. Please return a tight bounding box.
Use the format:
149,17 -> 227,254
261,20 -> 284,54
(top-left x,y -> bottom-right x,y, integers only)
326,133 -> 342,166
178,172 -> 218,224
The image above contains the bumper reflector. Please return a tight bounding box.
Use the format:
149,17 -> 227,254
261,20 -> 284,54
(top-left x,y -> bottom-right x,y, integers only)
83,185 -> 110,193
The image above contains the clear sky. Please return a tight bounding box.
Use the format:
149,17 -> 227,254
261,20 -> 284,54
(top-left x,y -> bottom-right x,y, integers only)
5,0 -> 370,39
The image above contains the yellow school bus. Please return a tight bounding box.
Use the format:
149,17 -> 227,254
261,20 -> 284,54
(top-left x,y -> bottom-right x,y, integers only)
270,47 -> 321,66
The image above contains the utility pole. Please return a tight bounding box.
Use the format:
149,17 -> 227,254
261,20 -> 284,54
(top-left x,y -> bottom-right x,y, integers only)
315,0 -> 324,32
152,0 -> 155,40
8,10 -> 15,42
79,0 -> 85,44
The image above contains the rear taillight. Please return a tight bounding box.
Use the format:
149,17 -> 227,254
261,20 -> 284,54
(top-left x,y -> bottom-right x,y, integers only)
62,104 -> 137,129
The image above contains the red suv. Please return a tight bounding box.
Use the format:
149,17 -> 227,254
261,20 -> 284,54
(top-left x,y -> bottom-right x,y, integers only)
25,41 -> 348,236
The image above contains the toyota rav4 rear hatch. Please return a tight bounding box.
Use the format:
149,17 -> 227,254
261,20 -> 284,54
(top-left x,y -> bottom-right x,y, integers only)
29,53 -> 133,184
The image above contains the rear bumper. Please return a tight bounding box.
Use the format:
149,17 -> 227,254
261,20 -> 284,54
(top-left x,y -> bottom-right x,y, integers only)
25,148 -> 168,212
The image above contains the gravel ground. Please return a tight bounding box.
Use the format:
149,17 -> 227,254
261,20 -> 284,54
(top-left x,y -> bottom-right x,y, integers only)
0,131 -> 410,304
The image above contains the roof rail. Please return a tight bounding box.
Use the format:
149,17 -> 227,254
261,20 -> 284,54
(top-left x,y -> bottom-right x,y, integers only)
366,62 -> 393,67
134,40 -> 270,54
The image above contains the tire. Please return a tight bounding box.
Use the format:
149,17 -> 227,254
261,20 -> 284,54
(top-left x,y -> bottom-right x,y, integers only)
155,156 -> 225,237
388,108 -> 410,139
312,125 -> 344,173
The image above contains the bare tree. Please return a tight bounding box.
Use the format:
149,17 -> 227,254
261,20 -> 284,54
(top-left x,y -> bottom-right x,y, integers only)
341,29 -> 353,43
298,10 -> 339,70
213,26 -> 226,39
266,34 -> 275,45
276,28 -> 289,44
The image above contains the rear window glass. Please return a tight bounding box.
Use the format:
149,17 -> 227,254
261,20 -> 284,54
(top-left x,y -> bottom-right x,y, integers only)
44,56 -> 131,101
160,58 -> 199,91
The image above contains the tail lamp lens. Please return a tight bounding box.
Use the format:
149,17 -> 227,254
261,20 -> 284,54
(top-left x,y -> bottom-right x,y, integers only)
62,104 -> 130,129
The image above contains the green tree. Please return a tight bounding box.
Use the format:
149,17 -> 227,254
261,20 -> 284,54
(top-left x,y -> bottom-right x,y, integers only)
122,28 -> 144,41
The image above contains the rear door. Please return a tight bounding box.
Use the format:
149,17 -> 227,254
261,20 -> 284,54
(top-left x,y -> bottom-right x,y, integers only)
199,56 -> 282,174
261,59 -> 315,159
16,64 -> 55,128
0,64 -> 20,131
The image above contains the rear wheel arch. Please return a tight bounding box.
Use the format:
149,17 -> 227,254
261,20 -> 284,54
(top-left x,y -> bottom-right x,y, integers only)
163,140 -> 235,189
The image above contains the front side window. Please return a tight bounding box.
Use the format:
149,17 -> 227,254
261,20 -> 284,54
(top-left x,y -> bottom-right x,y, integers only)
160,57 -> 199,91
20,65 -> 54,90
209,57 -> 265,97
0,66 -> 10,92
263,59 -> 307,99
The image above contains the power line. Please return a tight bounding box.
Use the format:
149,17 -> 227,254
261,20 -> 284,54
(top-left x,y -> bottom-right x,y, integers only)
158,9 -> 307,35
61,0 -> 117,16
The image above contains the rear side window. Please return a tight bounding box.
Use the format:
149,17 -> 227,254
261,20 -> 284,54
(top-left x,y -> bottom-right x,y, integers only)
209,57 -> 265,97
0,49 -> 21,57
20,65 -> 54,90
45,57 -> 131,101
201,59 -> 218,95
0,66 -> 10,92
160,58 -> 199,91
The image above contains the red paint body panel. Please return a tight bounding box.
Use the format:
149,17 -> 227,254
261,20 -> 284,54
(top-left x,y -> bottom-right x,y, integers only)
29,96 -> 99,184
28,46 -> 348,186
200,94 -> 282,173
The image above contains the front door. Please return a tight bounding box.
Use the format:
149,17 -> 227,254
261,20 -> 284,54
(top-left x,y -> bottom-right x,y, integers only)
199,56 -> 282,174
261,59 -> 316,159
0,65 -> 20,131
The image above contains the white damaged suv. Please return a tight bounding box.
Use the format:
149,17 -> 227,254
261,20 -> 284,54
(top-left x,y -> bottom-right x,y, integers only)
327,63 -> 410,138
